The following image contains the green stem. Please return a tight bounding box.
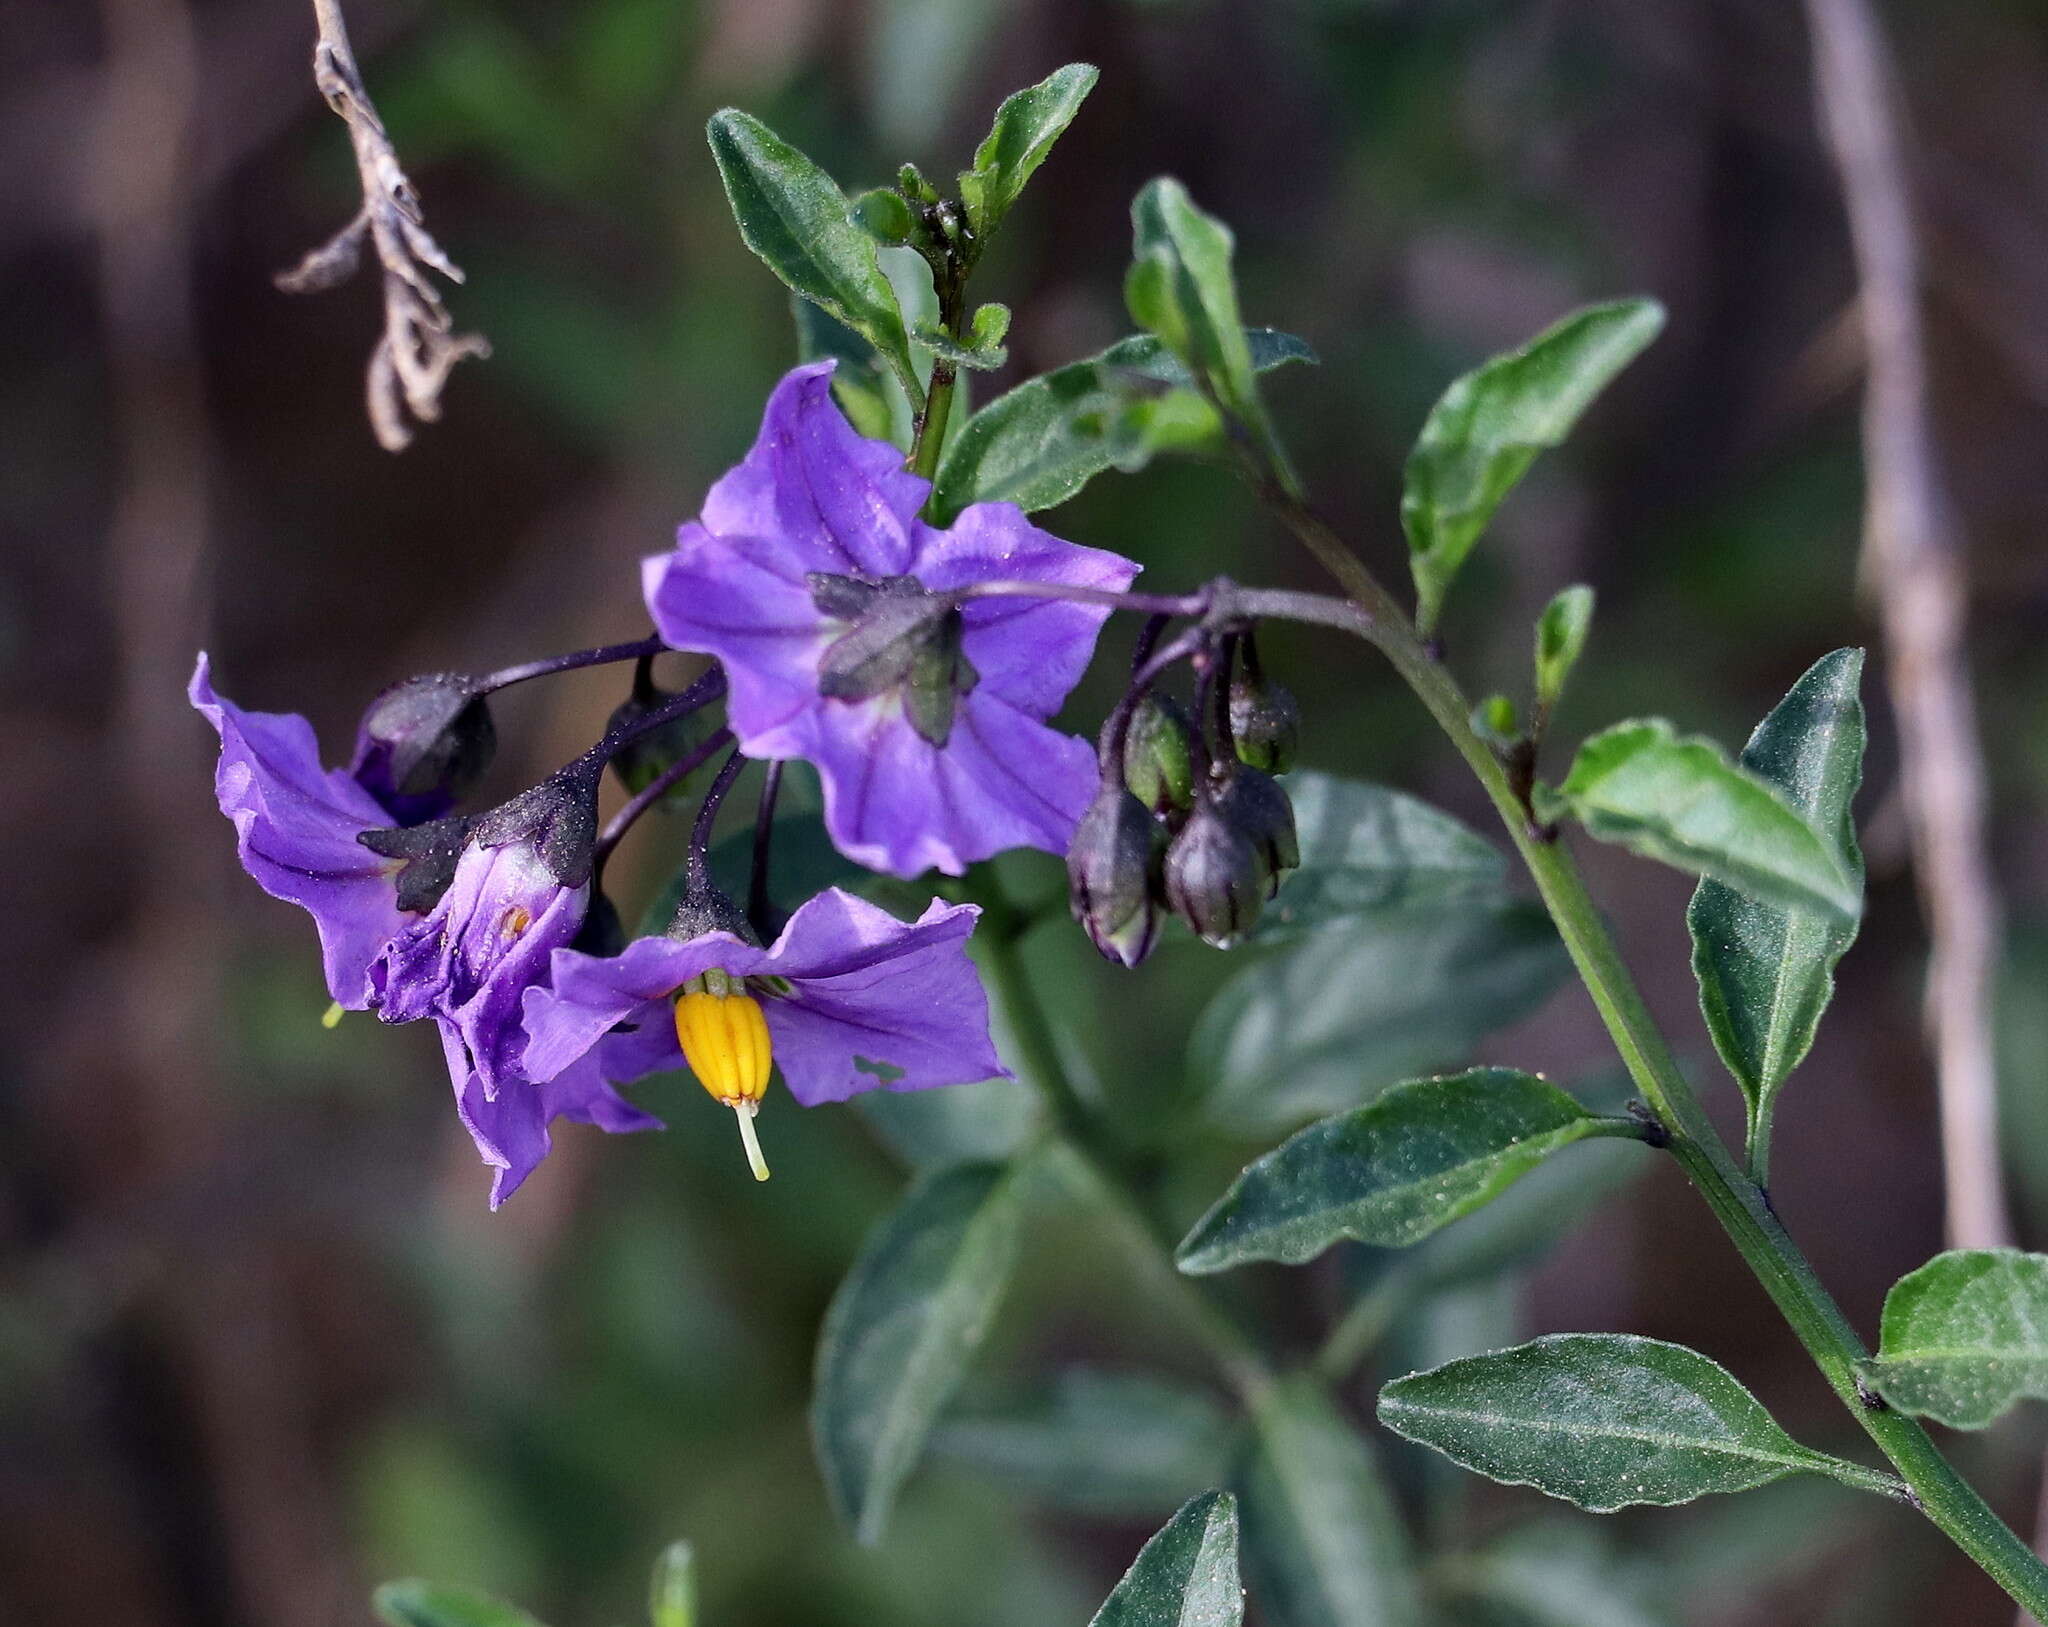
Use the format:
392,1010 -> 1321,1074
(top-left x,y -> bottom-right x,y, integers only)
972,892 -> 1274,1402
909,263 -> 966,484
1261,488 -> 2048,1618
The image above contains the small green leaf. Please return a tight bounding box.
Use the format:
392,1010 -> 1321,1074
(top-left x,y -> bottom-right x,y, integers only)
1534,586 -> 1595,713
707,109 -> 917,400
1194,902 -> 1570,1135
1127,180 -> 1267,444
1178,1070 -> 1634,1274
853,187 -> 916,244
1259,772 -> 1506,937
927,329 -> 1313,522
811,1161 -> 1026,1544
960,64 -> 1100,241
912,314 -> 1008,371
969,301 -> 1011,350
647,1542 -> 696,1627
1866,1249 -> 2048,1428
1089,1490 -> 1243,1627
1403,300 -> 1663,633
1236,1379 -> 1424,1627
1379,1333 -> 1871,1511
1687,651 -> 1865,1157
1549,719 -> 1862,921
372,1582 -> 546,1627
933,1369 -> 1233,1518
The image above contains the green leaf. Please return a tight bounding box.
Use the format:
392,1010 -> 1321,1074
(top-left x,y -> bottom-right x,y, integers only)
852,186 -> 916,244
1088,1490 -> 1242,1627
960,64 -> 1100,242
1379,1333 -> 1870,1511
1534,586 -> 1595,713
1178,1069 -> 1634,1274
647,1542 -> 696,1627
706,109 -> 917,399
811,1160 -> 1026,1544
1127,180 -> 1265,438
1548,720 -> 1862,921
926,329 -> 1312,523
1866,1249 -> 2048,1428
1687,651 -> 1865,1153
372,1583 -> 546,1627
1194,902 -> 1570,1135
1260,772 -> 1506,937
1403,300 -> 1663,633
932,1369 -> 1233,1518
1236,1379 -> 1423,1627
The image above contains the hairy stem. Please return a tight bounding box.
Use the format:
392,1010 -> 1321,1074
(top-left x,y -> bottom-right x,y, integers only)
1258,485 -> 2048,1617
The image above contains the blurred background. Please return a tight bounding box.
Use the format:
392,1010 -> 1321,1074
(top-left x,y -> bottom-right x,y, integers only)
6,0 -> 2048,1623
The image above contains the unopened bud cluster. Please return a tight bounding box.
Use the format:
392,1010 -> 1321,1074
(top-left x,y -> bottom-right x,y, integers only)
1069,636 -> 1302,963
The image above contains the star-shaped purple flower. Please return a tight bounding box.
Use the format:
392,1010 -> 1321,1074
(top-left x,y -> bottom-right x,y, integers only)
520,889 -> 1009,1157
643,362 -> 1139,878
190,654 -> 407,1008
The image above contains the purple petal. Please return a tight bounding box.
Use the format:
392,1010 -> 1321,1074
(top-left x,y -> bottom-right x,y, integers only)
909,501 -> 1141,716
190,654 -> 405,1007
699,362 -> 930,580
369,840 -> 587,1096
763,896 -> 1009,1105
792,690 -> 1100,876
642,529 -> 828,742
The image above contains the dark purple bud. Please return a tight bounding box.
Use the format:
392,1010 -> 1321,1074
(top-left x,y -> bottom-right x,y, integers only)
1212,765 -> 1299,893
350,672 -> 495,823
1122,693 -> 1197,819
1067,780 -> 1162,967
1163,799 -> 1267,948
1228,673 -> 1300,774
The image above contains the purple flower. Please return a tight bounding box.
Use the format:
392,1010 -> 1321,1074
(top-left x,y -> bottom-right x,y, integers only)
521,888 -> 1007,1179
190,654 -> 407,1008
450,1027 -> 665,1210
643,362 -> 1139,877
368,823 -> 590,1100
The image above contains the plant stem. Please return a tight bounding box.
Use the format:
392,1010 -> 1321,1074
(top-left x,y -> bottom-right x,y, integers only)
1259,486 -> 2048,1617
971,892 -> 1274,1402
909,257 -> 967,484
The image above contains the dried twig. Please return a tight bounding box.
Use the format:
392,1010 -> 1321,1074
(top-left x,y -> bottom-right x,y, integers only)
1802,1 -> 2009,1258
277,0 -> 486,450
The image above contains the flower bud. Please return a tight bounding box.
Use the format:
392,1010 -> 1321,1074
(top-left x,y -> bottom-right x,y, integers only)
1212,765 -> 1299,892
1121,693 -> 1197,818
1228,673 -> 1300,774
1163,799 -> 1267,948
350,673 -> 495,823
1067,781 -> 1163,967
605,685 -> 715,798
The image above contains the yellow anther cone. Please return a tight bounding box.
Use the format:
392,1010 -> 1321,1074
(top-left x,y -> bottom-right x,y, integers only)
674,984 -> 774,1181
